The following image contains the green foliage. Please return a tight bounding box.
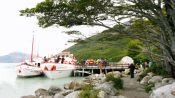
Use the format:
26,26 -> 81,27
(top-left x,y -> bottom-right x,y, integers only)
68,32 -> 131,62
127,39 -> 143,57
105,73 -> 123,90
147,63 -> 169,77
144,83 -> 155,93
134,53 -> 149,64
79,84 -> 99,98
20,0 -> 113,28
137,63 -> 169,81
127,39 -> 147,64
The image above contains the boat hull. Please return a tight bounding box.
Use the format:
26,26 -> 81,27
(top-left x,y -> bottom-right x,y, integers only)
42,63 -> 75,79
44,69 -> 73,79
16,65 -> 42,77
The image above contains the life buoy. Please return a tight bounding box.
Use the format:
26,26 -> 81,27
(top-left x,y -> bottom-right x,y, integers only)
44,66 -> 48,71
51,65 -> 56,70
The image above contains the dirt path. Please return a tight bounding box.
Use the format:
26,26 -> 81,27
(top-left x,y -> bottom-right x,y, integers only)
120,76 -> 150,98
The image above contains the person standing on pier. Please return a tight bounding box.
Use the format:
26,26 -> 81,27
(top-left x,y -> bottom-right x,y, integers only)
129,63 -> 135,78
61,56 -> 65,64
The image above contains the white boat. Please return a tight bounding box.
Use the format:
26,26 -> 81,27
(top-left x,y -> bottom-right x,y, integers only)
15,33 -> 43,77
42,63 -> 75,79
41,51 -> 76,79
16,62 -> 43,77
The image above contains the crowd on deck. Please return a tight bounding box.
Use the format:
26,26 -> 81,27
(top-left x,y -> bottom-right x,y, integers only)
79,58 -> 109,67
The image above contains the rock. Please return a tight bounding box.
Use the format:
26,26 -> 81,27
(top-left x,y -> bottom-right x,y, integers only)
109,95 -> 127,98
106,71 -> 121,78
154,82 -> 163,89
39,95 -> 53,98
98,90 -> 108,98
67,80 -> 84,90
124,69 -> 130,75
148,76 -> 163,83
162,78 -> 174,84
140,76 -> 151,85
171,91 -> 175,96
35,88 -> 49,97
150,82 -> 175,98
147,72 -> 154,77
54,93 -> 64,98
88,74 -> 106,80
64,91 -> 80,98
95,82 -> 118,96
48,86 -> 62,95
64,83 -> 70,90
20,95 -> 36,98
60,90 -> 74,96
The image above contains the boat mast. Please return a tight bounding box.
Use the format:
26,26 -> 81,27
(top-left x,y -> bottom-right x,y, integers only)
30,33 -> 34,62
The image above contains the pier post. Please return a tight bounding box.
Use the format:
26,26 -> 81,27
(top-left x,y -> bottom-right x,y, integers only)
74,70 -> 76,77
105,67 -> 107,74
82,68 -> 84,77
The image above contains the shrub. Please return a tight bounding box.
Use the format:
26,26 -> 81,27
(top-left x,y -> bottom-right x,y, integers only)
79,84 -> 99,98
144,83 -> 155,93
148,64 -> 169,77
137,63 -> 169,82
105,73 -> 123,89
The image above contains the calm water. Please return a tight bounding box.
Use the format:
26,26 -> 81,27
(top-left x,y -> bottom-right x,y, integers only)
0,63 -> 84,98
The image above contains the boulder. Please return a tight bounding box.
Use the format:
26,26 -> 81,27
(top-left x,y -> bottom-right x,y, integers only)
60,90 -> 73,96
109,95 -> 127,98
147,72 -> 154,77
48,86 -> 62,95
20,95 -> 36,98
150,82 -> 175,98
39,96 -> 53,98
98,90 -> 108,98
64,83 -> 70,90
87,74 -> 106,80
54,93 -> 64,98
64,91 -> 80,98
162,78 -> 175,84
148,76 -> 163,83
140,76 -> 151,85
124,69 -> 130,75
68,80 -> 84,90
106,71 -> 121,78
95,82 -> 118,96
35,88 -> 49,97
154,82 -> 164,89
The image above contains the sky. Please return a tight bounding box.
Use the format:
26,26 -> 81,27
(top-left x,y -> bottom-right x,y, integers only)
0,0 -> 106,57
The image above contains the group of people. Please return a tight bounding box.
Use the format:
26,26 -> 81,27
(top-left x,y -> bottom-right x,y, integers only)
129,60 -> 152,78
80,58 -> 108,67
43,56 -> 65,64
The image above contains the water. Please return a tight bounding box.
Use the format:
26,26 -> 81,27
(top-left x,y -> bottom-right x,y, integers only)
0,63 -> 84,98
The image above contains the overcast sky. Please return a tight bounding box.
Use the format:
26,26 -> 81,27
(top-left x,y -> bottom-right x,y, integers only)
0,0 -> 106,57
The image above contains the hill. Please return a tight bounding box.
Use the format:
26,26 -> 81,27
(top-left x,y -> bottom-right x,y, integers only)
0,52 -> 29,63
68,31 -> 132,62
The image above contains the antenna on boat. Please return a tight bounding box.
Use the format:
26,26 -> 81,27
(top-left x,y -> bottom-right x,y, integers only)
30,31 -> 34,62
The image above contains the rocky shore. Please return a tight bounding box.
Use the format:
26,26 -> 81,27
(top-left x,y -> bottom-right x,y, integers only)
20,70 -> 175,98
138,72 -> 175,98
20,71 -> 128,98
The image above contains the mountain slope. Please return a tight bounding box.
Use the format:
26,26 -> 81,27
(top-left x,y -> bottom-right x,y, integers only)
0,52 -> 29,63
68,31 -> 131,62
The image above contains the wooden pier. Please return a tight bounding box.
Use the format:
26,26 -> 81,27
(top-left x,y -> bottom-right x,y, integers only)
73,64 -> 129,77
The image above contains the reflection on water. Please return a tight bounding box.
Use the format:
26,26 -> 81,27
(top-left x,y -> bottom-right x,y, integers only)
0,63 -> 84,98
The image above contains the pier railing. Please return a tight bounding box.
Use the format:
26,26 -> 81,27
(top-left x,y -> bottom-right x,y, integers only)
74,62 -> 129,76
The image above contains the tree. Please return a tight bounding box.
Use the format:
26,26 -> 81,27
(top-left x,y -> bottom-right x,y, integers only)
20,0 -> 175,78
